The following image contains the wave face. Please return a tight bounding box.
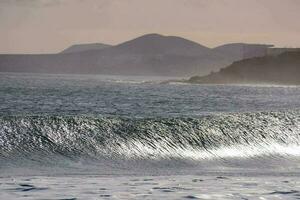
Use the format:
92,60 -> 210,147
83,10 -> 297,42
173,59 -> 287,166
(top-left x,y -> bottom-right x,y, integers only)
1,111 -> 300,167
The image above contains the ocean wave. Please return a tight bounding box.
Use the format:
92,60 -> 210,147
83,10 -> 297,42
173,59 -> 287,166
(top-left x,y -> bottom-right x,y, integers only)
1,111 -> 299,165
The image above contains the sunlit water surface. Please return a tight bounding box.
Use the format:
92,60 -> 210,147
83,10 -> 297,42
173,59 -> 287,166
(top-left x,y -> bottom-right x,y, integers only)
1,73 -> 300,199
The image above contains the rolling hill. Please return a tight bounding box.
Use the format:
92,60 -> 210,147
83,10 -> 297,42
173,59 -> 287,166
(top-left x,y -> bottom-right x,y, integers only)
0,34 -> 273,77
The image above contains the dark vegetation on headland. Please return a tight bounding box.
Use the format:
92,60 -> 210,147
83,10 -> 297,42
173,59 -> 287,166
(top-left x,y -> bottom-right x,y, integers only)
187,51 -> 300,85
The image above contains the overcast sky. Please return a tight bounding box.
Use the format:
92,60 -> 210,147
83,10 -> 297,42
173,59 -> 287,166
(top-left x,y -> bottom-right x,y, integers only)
1,0 -> 300,53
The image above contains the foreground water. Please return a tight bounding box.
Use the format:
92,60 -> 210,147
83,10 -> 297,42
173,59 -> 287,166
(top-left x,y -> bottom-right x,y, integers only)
2,175 -> 300,200
1,72 -> 300,199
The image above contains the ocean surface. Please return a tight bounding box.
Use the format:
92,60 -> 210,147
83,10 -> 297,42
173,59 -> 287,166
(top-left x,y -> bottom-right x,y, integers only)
1,72 -> 300,199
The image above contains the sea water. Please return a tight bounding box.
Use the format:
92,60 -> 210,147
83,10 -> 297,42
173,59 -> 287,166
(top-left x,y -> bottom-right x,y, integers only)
1,72 -> 300,199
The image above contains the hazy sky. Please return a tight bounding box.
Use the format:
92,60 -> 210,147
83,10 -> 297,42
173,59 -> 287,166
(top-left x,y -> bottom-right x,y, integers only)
1,0 -> 300,54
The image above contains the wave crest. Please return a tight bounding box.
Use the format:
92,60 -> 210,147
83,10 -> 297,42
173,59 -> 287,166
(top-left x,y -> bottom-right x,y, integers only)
1,111 -> 300,163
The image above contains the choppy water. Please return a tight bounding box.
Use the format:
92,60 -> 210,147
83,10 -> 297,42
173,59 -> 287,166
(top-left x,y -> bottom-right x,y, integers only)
2,175 -> 300,200
1,73 -> 300,117
1,72 -> 300,199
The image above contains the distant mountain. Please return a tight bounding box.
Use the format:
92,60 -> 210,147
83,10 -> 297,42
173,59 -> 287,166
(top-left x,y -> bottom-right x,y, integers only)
187,51 -> 300,85
60,43 -> 111,54
82,34 -> 230,76
0,33 -> 272,77
114,33 -> 210,55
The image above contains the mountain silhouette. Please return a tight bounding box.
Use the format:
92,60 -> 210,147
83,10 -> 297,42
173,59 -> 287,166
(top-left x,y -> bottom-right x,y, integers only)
113,33 -> 210,55
60,43 -> 111,54
0,34 -> 271,77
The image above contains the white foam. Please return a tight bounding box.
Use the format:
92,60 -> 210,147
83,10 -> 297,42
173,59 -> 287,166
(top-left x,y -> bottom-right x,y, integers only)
115,139 -> 300,160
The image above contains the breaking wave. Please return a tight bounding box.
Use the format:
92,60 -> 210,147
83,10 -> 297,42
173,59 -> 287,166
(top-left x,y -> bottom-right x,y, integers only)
1,111 -> 300,166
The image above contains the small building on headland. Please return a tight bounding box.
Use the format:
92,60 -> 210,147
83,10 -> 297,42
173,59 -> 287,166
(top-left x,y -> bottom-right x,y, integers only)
242,45 -> 300,59
242,44 -> 274,59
